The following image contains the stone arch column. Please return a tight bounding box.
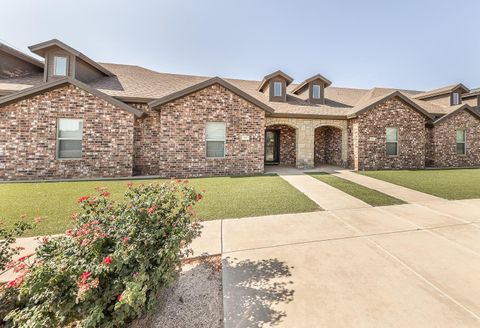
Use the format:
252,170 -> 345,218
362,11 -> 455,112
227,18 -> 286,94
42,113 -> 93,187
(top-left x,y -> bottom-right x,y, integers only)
266,117 -> 348,169
313,122 -> 348,166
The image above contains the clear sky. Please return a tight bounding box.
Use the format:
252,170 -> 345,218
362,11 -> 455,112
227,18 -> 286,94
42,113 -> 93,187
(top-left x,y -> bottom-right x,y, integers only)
2,0 -> 479,91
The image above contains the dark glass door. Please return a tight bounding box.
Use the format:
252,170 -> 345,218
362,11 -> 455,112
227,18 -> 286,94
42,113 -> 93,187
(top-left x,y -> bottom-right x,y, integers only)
265,130 -> 280,164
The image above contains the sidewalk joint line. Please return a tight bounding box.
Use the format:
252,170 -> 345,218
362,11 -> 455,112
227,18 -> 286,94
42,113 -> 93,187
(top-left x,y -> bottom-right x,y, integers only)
329,211 -> 480,322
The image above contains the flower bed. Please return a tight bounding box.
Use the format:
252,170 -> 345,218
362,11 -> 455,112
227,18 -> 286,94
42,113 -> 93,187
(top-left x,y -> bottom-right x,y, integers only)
1,181 -> 202,327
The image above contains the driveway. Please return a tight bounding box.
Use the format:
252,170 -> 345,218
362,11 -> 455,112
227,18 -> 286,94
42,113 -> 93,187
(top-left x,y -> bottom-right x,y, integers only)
222,199 -> 480,327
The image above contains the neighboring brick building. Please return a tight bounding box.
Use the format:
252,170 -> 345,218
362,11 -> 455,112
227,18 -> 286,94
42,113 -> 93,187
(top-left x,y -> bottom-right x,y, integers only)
428,106 -> 480,168
0,39 -> 479,181
348,95 -> 429,170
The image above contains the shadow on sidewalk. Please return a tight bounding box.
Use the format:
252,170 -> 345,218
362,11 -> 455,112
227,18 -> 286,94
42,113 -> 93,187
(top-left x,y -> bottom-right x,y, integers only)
223,257 -> 295,327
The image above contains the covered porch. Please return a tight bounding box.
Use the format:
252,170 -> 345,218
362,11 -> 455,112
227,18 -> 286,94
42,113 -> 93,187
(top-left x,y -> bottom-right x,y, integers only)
265,117 -> 348,169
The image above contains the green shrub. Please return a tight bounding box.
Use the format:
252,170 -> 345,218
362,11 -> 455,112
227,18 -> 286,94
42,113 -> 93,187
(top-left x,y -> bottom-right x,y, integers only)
0,220 -> 34,273
3,181 -> 202,327
0,219 -> 35,322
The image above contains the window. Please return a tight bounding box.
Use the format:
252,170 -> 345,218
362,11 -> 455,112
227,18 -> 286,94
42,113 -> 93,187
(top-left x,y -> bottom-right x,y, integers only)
57,119 -> 83,159
273,82 -> 282,97
456,129 -> 466,155
53,56 -> 68,76
206,122 -> 226,158
312,84 -> 321,99
452,92 -> 461,105
386,128 -> 398,156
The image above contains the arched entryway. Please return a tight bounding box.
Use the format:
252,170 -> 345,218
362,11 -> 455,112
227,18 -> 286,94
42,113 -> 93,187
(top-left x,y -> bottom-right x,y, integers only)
314,125 -> 343,166
265,124 -> 297,166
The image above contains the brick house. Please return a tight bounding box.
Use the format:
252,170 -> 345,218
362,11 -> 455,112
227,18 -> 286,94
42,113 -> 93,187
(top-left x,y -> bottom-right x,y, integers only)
1,39 -> 479,181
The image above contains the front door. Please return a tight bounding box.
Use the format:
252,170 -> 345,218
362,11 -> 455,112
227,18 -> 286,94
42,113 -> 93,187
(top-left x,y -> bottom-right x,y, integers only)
265,130 -> 280,164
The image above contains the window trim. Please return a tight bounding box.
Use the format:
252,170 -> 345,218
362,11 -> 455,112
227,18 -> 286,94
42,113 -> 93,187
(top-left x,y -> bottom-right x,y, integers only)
205,122 -> 226,158
57,118 -> 83,160
456,129 -> 466,155
452,92 -> 461,105
53,56 -> 68,77
273,81 -> 283,97
312,84 -> 321,99
386,127 -> 399,156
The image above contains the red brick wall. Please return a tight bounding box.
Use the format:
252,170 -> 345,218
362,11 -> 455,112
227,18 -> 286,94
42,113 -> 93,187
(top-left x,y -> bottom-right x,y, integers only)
431,110 -> 480,167
315,126 -> 342,166
0,85 -> 135,180
425,126 -> 435,167
134,84 -> 265,177
131,103 -> 160,175
353,97 -> 427,170
266,124 -> 296,165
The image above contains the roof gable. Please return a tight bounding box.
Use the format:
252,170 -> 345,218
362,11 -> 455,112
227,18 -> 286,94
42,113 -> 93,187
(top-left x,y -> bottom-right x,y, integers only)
148,77 -> 274,113
29,39 -> 114,77
257,70 -> 294,92
0,77 -> 144,117
0,42 -> 43,69
347,90 -> 433,120
291,74 -> 332,95
433,104 -> 480,125
413,83 -> 470,100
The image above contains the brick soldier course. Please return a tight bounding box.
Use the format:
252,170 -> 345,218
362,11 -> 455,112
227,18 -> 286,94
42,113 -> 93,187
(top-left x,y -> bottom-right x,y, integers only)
0,39 -> 480,181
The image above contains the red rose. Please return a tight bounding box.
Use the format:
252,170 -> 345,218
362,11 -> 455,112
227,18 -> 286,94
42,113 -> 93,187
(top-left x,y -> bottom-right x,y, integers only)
147,204 -> 157,214
122,237 -> 130,243
117,293 -> 124,302
78,196 -> 90,203
7,280 -> 17,288
196,194 -> 203,201
102,191 -> 111,197
80,271 -> 91,284
103,256 -> 112,265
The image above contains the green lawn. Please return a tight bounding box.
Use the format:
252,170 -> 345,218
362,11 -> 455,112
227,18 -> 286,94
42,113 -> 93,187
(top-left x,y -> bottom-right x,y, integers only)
308,172 -> 405,207
358,169 -> 480,200
0,175 -> 318,236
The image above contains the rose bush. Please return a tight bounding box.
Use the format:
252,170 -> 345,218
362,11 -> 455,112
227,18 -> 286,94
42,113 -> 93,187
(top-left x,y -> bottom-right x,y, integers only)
0,219 -> 35,322
0,219 -> 34,273
3,181 -> 202,327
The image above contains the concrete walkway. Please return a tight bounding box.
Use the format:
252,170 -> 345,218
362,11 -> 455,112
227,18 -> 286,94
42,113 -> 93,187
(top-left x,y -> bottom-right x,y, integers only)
328,168 -> 445,203
222,200 -> 480,327
268,166 -> 371,211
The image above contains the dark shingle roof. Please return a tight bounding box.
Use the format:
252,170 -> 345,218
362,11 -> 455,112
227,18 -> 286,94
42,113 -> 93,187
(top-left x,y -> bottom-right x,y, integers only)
0,62 -> 470,119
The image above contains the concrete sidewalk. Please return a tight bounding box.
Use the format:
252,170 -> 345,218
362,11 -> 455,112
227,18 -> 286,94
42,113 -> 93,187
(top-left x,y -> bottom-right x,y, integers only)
270,166 -> 371,211
223,201 -> 480,327
330,169 -> 444,203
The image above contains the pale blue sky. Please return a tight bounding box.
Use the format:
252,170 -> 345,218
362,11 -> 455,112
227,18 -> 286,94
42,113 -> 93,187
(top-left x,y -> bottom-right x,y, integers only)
2,0 -> 479,91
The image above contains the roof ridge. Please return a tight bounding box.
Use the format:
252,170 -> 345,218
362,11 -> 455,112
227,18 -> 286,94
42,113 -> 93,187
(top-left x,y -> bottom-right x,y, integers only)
99,62 -> 212,79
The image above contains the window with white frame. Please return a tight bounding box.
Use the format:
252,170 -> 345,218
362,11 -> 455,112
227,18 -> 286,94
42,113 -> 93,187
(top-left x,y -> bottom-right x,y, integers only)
273,82 -> 282,97
386,128 -> 398,156
452,92 -> 461,105
206,122 -> 226,158
456,129 -> 466,155
53,56 -> 68,76
57,119 -> 83,159
312,84 -> 321,99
